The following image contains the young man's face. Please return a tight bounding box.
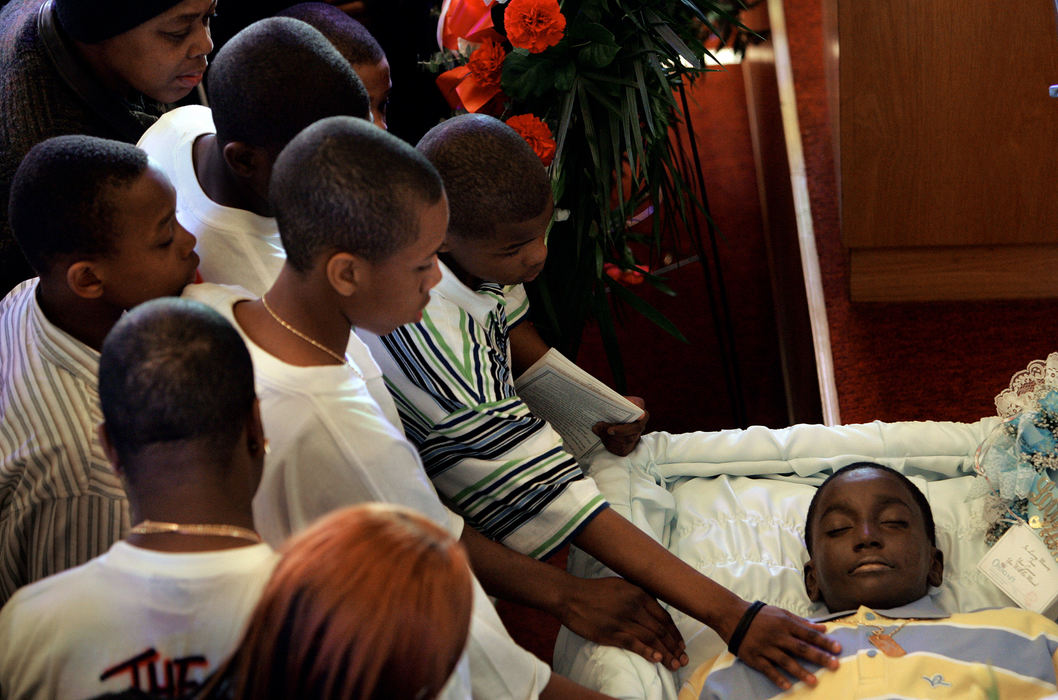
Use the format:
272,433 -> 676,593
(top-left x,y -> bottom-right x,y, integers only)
351,194 -> 447,335
92,0 -> 216,104
443,196 -> 553,288
353,57 -> 392,131
95,163 -> 200,309
804,468 -> 943,612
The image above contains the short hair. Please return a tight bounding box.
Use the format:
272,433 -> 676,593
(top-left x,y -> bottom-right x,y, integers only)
98,298 -> 256,470
220,504 -> 473,699
9,135 -> 148,275
207,17 -> 370,150
416,113 -> 550,240
275,3 -> 385,66
804,462 -> 936,555
270,115 -> 444,269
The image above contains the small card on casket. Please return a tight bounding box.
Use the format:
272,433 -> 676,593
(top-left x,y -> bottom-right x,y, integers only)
977,523 -> 1058,617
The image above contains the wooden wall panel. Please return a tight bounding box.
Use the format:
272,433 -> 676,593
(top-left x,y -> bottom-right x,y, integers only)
840,1 -> 1058,251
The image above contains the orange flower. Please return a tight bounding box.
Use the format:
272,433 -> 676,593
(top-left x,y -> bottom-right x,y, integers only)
504,0 -> 566,54
506,114 -> 557,166
467,37 -> 506,90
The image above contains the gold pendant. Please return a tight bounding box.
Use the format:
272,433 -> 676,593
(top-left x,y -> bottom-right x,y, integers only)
868,632 -> 906,657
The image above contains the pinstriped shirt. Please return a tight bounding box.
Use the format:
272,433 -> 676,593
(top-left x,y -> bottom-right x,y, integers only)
362,262 -> 607,559
0,279 -> 129,605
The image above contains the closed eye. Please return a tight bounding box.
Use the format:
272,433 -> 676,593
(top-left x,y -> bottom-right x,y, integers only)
826,527 -> 850,537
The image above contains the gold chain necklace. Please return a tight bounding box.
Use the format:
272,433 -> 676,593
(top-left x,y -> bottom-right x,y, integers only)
130,520 -> 262,543
261,294 -> 358,375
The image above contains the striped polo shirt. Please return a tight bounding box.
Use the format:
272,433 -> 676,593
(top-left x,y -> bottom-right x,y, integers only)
362,262 -> 607,559
0,279 -> 129,605
679,597 -> 1058,699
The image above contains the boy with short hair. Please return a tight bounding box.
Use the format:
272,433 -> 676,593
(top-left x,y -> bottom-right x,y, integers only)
276,3 -> 392,130
680,462 -> 1058,698
0,298 -> 277,698
0,134 -> 198,605
363,113 -> 841,690
137,16 -> 370,296
185,115 -> 581,698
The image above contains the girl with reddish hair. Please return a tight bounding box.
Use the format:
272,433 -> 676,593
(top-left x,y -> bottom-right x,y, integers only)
201,503 -> 474,699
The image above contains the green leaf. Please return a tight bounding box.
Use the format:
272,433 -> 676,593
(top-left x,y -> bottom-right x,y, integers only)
625,86 -> 647,168
579,41 -> 621,69
609,279 -> 688,342
554,61 -> 577,92
572,23 -> 621,69
649,18 -> 702,69
632,59 -> 655,136
552,82 -> 577,171
593,290 -> 627,393
577,83 -> 602,176
502,50 -> 558,100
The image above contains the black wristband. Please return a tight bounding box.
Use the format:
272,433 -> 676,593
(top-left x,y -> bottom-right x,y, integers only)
727,600 -> 767,656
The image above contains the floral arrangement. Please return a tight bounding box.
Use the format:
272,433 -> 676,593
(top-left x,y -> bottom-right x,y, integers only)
430,0 -> 752,383
973,353 -> 1058,555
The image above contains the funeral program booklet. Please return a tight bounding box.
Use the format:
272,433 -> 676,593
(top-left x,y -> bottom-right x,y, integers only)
514,348 -> 643,461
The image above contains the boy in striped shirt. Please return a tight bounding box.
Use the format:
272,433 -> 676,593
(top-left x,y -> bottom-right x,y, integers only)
0,135 -> 199,605
680,462 -> 1058,698
363,113 -> 842,690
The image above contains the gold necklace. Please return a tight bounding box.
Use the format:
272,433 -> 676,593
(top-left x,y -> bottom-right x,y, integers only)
261,293 -> 351,368
130,520 -> 262,543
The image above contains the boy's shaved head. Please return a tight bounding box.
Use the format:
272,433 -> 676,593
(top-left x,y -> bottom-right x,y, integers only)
9,135 -> 149,275
207,17 -> 370,150
99,297 -> 256,472
417,114 -> 551,240
276,3 -> 385,66
270,116 -> 444,270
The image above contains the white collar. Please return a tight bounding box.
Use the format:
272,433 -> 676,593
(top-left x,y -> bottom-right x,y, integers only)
813,595 -> 950,623
432,260 -> 510,327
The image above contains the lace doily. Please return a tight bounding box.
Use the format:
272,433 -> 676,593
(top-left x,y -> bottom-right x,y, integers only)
995,352 -> 1058,418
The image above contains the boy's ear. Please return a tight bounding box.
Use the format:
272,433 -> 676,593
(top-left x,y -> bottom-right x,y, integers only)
325,252 -> 366,297
927,546 -> 944,588
804,559 -> 823,602
221,141 -> 268,180
66,261 -> 105,300
246,399 -> 266,459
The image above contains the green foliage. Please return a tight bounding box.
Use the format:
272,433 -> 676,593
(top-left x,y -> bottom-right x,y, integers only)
509,1 -> 751,385
436,0 -> 756,387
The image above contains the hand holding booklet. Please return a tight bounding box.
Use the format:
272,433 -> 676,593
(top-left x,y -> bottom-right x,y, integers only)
514,348 -> 644,461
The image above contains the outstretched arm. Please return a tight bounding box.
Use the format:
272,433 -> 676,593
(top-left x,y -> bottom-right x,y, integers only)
460,525 -> 688,669
573,509 -> 841,690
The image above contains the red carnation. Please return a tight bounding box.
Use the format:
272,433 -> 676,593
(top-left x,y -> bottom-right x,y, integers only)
504,0 -> 566,54
506,114 -> 557,166
467,37 -> 506,90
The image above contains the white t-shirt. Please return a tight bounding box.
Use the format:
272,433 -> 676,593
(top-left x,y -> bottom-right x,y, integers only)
136,105 -> 285,296
184,282 -> 551,699
0,541 -> 277,700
